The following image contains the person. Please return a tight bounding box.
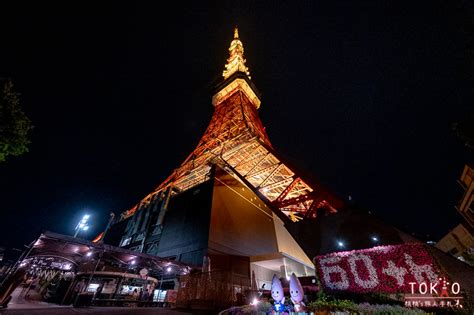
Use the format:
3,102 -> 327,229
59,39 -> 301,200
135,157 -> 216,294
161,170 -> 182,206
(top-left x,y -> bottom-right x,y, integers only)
132,288 -> 139,300
138,288 -> 143,301
21,276 -> 32,295
95,283 -> 104,299
25,276 -> 39,298
148,288 -> 154,303
141,288 -> 149,302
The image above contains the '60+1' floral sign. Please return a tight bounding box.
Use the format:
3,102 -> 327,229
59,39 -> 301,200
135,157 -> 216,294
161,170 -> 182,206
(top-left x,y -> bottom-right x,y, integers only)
314,243 -> 442,293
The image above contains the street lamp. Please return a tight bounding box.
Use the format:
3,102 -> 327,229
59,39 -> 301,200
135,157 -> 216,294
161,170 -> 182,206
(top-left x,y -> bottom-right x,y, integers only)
158,266 -> 172,303
74,214 -> 91,238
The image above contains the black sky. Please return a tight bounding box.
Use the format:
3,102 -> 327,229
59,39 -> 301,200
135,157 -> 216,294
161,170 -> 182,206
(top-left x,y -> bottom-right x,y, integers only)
0,1 -> 472,249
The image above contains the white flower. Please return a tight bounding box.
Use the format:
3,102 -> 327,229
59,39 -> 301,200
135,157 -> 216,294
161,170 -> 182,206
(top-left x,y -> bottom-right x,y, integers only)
404,254 -> 438,284
319,256 -> 350,290
382,260 -> 407,287
347,254 -> 379,289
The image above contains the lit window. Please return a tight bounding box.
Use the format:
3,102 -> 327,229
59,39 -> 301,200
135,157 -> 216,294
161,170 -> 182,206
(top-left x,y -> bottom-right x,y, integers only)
87,283 -> 100,292
121,237 -> 131,247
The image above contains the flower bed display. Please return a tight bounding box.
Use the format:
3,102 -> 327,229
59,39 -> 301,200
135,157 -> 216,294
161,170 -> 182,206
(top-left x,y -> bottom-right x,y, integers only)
314,243 -> 442,294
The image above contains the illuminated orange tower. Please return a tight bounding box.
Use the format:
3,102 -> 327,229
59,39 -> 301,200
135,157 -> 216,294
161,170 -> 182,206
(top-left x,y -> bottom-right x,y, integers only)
107,28 -> 343,283
122,27 -> 342,223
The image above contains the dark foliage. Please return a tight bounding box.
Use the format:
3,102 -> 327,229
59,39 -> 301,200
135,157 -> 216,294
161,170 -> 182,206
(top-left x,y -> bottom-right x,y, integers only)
0,79 -> 32,162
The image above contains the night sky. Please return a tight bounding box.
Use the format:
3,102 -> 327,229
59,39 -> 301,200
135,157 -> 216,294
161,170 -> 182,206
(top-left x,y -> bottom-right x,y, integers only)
0,2 -> 472,249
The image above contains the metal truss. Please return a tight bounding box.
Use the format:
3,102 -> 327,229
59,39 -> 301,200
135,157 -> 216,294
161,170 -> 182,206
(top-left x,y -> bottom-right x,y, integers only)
119,28 -> 342,222
121,88 -> 342,222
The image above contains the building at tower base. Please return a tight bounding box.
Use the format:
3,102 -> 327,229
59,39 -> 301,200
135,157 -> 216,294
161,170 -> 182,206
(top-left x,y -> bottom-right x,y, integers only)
105,165 -> 315,287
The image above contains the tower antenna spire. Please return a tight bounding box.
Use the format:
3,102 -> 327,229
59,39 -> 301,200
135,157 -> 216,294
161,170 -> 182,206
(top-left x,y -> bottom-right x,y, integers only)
223,26 -> 250,79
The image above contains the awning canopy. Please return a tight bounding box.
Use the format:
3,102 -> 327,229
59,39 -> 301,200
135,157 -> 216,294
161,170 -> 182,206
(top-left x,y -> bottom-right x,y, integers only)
25,231 -> 192,278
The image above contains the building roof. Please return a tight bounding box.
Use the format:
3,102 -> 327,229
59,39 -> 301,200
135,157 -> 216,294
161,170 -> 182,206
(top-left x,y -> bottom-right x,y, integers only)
27,231 -> 191,277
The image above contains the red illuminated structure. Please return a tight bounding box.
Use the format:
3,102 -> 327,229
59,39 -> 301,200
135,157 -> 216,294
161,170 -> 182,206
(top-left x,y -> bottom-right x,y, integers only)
102,28 -> 346,296
121,27 -> 342,223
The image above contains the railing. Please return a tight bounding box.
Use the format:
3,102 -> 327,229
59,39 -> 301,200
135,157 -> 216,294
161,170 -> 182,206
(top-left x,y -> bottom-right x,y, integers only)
92,298 -> 162,307
176,271 -> 250,310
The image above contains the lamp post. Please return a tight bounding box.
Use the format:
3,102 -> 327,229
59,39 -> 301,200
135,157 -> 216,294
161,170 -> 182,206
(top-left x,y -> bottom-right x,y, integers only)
158,266 -> 172,303
74,214 -> 91,238
98,212 -> 115,244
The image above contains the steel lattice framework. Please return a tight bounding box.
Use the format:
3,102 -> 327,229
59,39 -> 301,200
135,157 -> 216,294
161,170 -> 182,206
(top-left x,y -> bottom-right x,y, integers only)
121,28 -> 343,222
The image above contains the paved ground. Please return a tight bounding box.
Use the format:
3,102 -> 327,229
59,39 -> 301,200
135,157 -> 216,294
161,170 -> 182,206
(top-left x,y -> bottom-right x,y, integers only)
0,288 -> 194,315
0,307 -> 193,315
0,306 -> 192,315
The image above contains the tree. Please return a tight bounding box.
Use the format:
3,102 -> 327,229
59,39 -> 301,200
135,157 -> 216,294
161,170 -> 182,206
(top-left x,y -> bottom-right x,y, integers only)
0,79 -> 32,162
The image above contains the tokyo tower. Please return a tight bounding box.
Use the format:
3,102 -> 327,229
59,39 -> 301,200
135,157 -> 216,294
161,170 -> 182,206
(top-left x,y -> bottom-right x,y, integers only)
105,28 -> 343,276
122,27 -> 342,224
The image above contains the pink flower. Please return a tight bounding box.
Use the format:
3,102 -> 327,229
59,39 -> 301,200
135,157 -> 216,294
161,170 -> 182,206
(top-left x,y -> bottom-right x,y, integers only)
315,243 -> 444,294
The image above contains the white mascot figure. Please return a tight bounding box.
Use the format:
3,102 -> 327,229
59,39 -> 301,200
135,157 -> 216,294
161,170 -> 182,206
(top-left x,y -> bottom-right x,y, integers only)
271,274 -> 285,312
289,273 -> 306,312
